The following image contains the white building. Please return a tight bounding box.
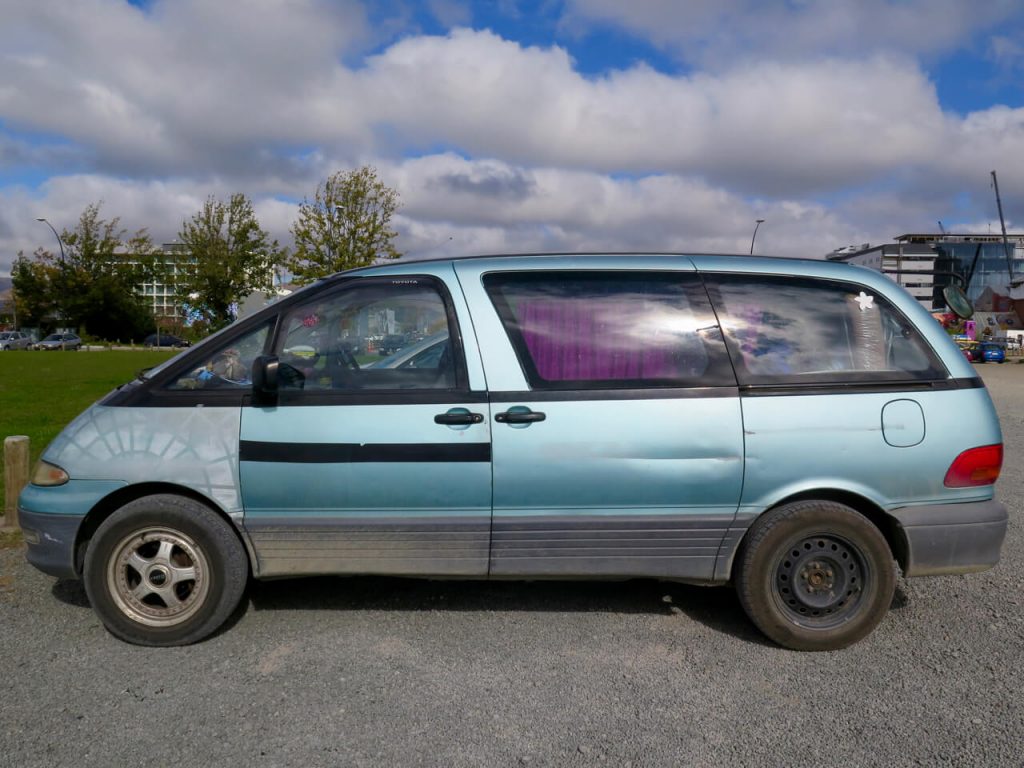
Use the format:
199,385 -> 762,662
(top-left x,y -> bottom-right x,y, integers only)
827,233 -> 1024,314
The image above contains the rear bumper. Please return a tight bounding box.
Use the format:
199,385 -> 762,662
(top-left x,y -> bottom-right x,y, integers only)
890,499 -> 1008,577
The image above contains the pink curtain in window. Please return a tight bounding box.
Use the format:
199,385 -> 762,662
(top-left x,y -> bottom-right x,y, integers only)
518,299 -> 673,381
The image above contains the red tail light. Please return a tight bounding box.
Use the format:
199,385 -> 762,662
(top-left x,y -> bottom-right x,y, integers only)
944,444 -> 1003,487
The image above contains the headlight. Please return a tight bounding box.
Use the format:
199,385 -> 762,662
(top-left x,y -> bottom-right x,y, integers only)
31,460 -> 70,486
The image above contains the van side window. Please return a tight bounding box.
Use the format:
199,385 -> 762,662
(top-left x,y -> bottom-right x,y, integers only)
705,275 -> 947,384
167,322 -> 271,390
484,271 -> 734,389
274,280 -> 460,392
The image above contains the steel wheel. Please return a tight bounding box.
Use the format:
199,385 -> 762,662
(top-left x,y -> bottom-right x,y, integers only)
735,500 -> 896,651
772,533 -> 868,629
107,527 -> 211,628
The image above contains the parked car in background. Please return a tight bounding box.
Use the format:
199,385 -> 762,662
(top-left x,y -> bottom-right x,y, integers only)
377,333 -> 408,356
980,341 -> 1006,363
34,332 -> 82,351
0,331 -> 32,350
367,331 -> 450,370
143,333 -> 191,348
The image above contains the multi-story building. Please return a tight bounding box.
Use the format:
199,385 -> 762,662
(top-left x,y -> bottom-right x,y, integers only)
827,233 -> 1024,315
136,243 -> 191,320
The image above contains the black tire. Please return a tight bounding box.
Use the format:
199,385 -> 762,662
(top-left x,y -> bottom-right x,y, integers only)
735,500 -> 896,651
83,494 -> 248,646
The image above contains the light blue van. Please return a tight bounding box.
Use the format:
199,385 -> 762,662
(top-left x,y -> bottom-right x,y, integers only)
19,254 -> 1007,650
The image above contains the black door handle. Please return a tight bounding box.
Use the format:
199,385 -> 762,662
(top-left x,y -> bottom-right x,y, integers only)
434,412 -> 484,425
495,409 -> 546,424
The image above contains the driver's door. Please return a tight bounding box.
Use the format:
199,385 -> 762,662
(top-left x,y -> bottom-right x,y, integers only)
239,276 -> 492,578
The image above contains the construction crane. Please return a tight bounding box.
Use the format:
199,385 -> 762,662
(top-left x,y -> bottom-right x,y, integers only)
991,171 -> 1013,280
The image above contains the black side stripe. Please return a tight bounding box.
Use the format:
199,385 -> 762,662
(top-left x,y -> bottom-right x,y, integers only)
240,440 -> 491,463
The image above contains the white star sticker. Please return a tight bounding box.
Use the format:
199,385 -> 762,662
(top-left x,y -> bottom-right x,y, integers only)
854,292 -> 874,312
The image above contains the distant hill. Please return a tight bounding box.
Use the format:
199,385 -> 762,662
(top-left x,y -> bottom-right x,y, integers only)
0,276 -> 11,295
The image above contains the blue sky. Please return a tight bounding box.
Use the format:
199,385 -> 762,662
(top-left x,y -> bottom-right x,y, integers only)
1,0 -> 1022,274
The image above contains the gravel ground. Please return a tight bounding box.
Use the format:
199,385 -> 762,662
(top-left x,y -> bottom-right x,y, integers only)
1,364 -> 1022,767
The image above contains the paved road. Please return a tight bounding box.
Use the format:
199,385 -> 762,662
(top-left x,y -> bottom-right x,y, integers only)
2,364 -> 1022,767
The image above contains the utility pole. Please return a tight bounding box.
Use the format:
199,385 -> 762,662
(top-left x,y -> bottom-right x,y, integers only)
36,217 -> 67,349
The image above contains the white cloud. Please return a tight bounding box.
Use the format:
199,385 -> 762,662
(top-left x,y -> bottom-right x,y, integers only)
0,156 -> 878,276
360,30 -> 1024,203
1,3 -> 1022,278
0,0 -> 370,175
427,0 -> 472,28
989,33 -> 1024,75
391,155 -> 875,260
562,0 -> 1021,68
6,12 -> 1018,199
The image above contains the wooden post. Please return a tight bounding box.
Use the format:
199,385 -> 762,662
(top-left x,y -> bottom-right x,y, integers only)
3,436 -> 30,529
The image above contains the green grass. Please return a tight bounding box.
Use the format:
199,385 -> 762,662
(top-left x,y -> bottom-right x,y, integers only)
0,350 -> 177,504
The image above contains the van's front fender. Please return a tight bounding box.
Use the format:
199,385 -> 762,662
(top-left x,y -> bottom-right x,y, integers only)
18,480 -> 127,579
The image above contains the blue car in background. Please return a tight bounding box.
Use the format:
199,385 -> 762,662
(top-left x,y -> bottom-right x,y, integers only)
980,341 -> 1006,363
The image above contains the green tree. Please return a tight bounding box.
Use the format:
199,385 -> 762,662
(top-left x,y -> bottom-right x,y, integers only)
287,166 -> 401,284
177,193 -> 285,328
59,203 -> 161,339
12,203 -> 160,339
10,251 -> 58,330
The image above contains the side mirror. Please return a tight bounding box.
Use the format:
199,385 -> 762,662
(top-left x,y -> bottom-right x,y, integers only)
252,355 -> 280,404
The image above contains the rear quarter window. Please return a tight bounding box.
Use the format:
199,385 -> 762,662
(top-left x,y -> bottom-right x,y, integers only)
704,275 -> 947,385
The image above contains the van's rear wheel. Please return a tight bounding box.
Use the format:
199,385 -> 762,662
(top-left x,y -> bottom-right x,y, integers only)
84,495 -> 248,646
735,501 -> 896,651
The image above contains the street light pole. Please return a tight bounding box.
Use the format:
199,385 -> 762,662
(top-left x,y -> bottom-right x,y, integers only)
750,219 -> 765,255
36,217 -> 68,349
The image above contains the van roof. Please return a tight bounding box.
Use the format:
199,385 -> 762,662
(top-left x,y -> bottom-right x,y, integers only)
337,251 -> 846,279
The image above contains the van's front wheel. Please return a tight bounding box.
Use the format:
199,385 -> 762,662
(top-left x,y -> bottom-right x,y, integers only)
84,495 -> 248,646
735,501 -> 896,651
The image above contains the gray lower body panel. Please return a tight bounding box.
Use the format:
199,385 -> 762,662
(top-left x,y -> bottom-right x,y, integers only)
19,508 -> 85,579
889,499 -> 1008,577
489,515 -> 732,581
247,514 -> 735,582
244,516 -> 490,578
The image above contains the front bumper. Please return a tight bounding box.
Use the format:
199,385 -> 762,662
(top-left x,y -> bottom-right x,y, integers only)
890,499 -> 1008,577
18,480 -> 126,579
19,508 -> 86,579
